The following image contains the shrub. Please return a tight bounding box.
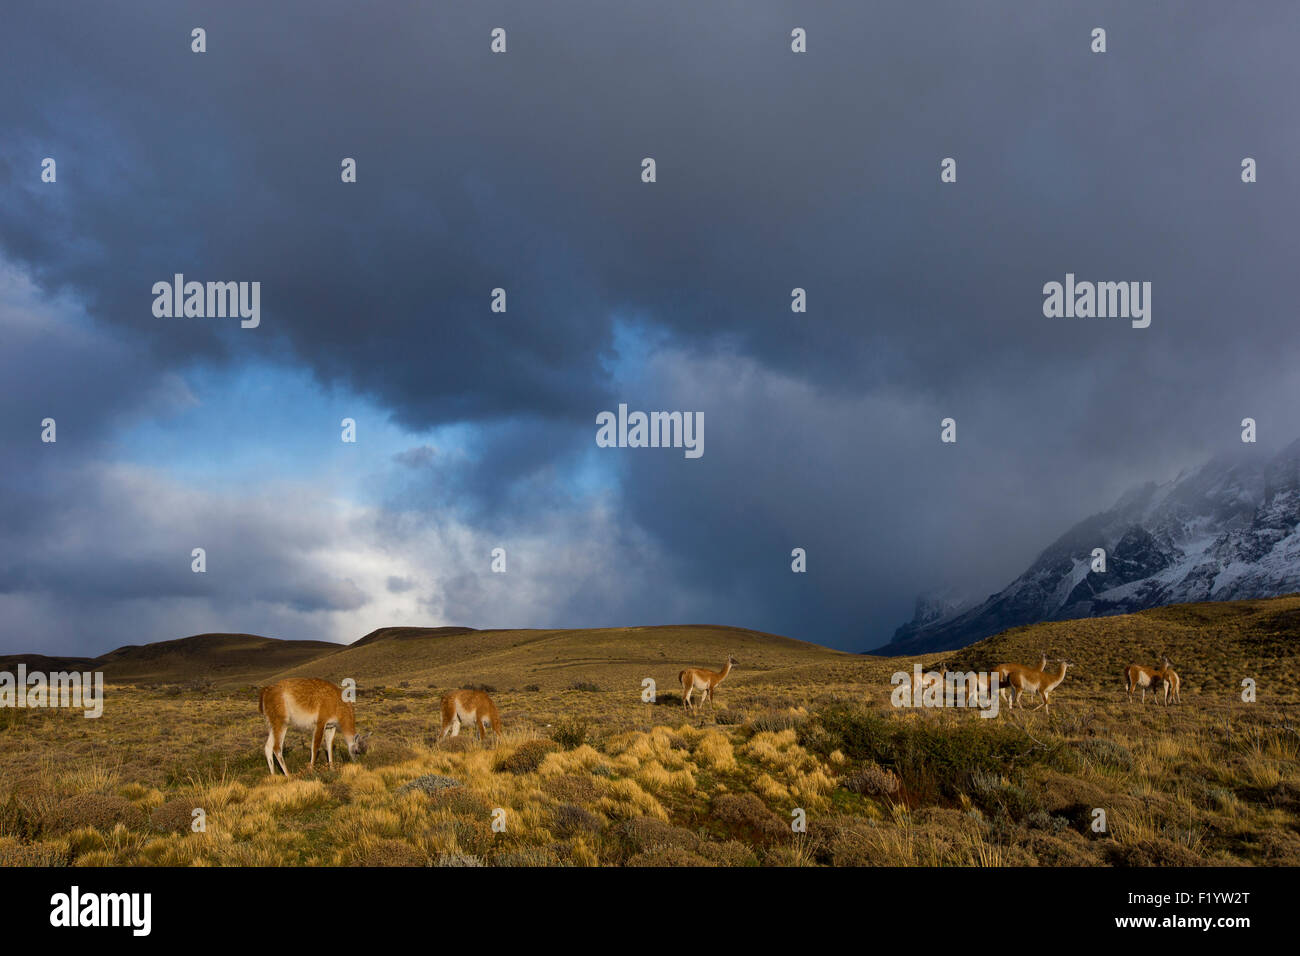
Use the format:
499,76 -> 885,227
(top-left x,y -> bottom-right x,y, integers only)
150,798 -> 200,834
493,846 -> 560,867
569,681 -> 601,693
841,763 -> 900,797
495,740 -> 561,775
621,817 -> 701,855
627,846 -> 715,867
42,795 -> 146,835
810,704 -> 1054,802
749,710 -> 806,734
356,839 -> 428,867
551,717 -> 588,750
553,803 -> 605,839
0,841 -> 72,866
710,793 -> 787,843
396,774 -> 461,796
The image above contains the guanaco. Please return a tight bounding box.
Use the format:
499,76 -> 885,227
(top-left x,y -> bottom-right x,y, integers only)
680,656 -> 737,711
438,689 -> 502,743
909,660 -> 949,704
1006,658 -> 1071,713
992,651 -> 1049,708
258,678 -> 369,774
1161,665 -> 1182,704
1126,658 -> 1180,705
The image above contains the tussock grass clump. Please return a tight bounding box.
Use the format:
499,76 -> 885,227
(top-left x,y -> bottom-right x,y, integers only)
569,681 -> 601,693
694,731 -> 737,771
1072,738 -> 1135,771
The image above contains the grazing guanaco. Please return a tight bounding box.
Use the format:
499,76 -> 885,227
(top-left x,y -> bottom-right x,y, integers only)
992,651 -> 1049,708
258,678 -> 369,774
1006,658 -> 1071,713
680,656 -> 737,711
438,689 -> 502,743
1126,658 -> 1180,705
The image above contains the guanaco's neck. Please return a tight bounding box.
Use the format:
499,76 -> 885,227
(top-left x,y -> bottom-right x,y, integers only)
1048,662 -> 1068,691
338,704 -> 357,738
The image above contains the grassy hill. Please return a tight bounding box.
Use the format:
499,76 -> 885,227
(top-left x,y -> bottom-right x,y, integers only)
941,595 -> 1300,705
92,633 -> 342,686
270,624 -> 853,695
1,599 -> 1298,867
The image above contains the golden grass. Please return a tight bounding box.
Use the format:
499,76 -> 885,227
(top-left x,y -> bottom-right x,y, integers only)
2,597 -> 1300,866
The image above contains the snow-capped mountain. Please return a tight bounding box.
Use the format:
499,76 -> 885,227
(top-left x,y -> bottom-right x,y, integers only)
878,441 -> 1300,655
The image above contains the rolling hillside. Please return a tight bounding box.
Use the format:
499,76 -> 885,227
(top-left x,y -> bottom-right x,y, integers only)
269,623 -> 854,694
3,599 -> 1299,868
0,633 -> 343,687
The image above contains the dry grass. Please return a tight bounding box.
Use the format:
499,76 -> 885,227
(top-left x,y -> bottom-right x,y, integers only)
1,600 -> 1299,865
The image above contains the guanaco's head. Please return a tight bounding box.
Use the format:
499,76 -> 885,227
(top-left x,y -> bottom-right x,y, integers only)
348,732 -> 371,759
728,655 -> 739,667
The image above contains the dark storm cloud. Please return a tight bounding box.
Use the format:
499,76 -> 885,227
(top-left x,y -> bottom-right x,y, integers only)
3,1 -> 1299,650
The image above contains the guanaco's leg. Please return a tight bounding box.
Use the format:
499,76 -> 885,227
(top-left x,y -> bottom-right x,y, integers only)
273,724 -> 289,775
310,722 -> 325,768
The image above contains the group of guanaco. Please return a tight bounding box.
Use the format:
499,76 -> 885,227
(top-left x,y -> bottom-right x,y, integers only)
258,648 -> 1181,774
909,652 -> 1183,714
257,656 -> 739,774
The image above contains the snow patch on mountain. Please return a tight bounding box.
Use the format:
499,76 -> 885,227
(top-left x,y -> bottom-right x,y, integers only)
879,440 -> 1300,655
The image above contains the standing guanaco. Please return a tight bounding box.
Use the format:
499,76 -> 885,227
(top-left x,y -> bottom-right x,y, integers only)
1126,658 -> 1181,705
909,660 -> 949,705
992,652 -> 1049,708
258,678 -> 369,774
438,689 -> 502,743
1006,658 -> 1071,713
680,656 -> 737,711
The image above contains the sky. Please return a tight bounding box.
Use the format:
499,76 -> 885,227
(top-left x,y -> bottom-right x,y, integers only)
2,1 -> 1298,656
